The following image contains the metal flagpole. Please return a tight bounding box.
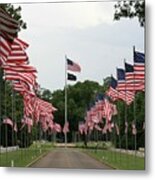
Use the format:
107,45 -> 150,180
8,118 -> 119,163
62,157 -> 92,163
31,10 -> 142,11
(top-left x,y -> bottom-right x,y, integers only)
14,92 -> 17,153
0,38 -> 2,166
0,68 -> 2,167
4,81 -> 8,166
115,74 -> 122,165
124,60 -> 129,169
11,86 -> 14,147
64,55 -> 68,147
133,46 -> 137,166
0,68 -> 2,166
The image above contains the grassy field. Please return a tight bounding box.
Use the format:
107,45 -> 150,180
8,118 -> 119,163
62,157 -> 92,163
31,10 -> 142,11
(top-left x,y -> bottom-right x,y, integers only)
0,142 -> 53,167
84,149 -> 145,170
83,148 -> 145,170
76,141 -> 145,170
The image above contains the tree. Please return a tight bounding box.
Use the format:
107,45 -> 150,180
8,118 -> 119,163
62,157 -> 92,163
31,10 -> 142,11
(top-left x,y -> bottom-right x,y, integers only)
0,3 -> 27,30
114,0 -> 145,27
51,80 -> 104,142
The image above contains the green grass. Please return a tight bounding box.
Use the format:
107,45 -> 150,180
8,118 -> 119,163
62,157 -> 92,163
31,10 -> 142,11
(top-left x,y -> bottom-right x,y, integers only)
83,148 -> 145,170
0,142 -> 53,167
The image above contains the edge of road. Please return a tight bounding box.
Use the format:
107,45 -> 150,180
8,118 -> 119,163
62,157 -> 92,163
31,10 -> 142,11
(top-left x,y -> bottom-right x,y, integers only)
25,147 -> 116,169
80,149 -> 117,170
25,151 -> 50,168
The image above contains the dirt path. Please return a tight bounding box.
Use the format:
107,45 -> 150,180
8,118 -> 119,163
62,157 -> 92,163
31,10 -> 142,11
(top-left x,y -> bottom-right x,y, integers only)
30,148 -> 112,169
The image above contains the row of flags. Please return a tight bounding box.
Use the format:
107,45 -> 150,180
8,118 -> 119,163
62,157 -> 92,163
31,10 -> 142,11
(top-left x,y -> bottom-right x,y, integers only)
79,49 -> 145,136
79,94 -> 118,135
106,51 -> 145,105
0,7 -> 62,134
2,116 -> 69,134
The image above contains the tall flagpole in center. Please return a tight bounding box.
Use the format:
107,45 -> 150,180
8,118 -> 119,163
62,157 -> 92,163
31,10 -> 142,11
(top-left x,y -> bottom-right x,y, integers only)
65,55 -> 68,147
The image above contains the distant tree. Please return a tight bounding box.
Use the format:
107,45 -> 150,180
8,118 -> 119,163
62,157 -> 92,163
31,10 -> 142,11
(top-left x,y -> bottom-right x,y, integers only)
51,80 -> 104,142
39,88 -> 53,102
114,0 -> 145,27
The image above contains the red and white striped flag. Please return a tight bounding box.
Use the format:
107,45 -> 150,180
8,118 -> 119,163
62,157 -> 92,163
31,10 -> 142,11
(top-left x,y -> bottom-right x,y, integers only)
0,7 -> 19,40
54,123 -> 61,133
3,118 -> 13,127
66,58 -> 81,72
63,121 -> 69,134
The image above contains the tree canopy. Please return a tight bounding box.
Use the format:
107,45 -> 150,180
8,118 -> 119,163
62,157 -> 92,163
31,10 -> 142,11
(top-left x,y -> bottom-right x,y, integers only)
0,3 -> 27,30
114,0 -> 145,27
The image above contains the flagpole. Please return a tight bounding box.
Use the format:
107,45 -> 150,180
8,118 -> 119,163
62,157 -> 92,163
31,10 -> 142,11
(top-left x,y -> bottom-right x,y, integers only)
0,37 -> 1,166
124,59 -> 129,169
115,72 -> 122,165
11,85 -> 14,147
4,80 -> 8,166
0,68 -> 2,166
65,55 -> 68,147
133,46 -> 137,165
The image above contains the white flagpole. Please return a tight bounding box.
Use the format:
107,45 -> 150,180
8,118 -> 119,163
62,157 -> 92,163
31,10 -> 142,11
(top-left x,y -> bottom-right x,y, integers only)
65,55 -> 68,147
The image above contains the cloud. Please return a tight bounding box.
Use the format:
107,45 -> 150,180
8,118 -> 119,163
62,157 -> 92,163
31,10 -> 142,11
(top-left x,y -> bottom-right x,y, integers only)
18,1 -> 115,29
18,2 -> 144,92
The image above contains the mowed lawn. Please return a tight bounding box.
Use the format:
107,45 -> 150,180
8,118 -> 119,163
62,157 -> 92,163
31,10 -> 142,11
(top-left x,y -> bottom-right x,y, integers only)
83,149 -> 145,170
0,143 -> 53,167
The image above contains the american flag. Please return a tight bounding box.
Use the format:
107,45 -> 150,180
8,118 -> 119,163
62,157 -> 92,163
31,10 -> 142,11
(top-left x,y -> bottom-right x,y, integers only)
117,67 -> 137,91
125,62 -> 144,91
3,64 -> 37,73
54,123 -> 61,133
125,62 -> 134,83
116,68 -> 126,91
0,35 -> 11,64
6,39 -> 29,64
0,7 -> 19,41
133,51 -> 145,91
79,122 -> 85,135
104,97 -> 113,122
107,76 -> 134,105
21,117 -> 33,133
67,58 -> 81,72
95,93 -> 105,121
63,121 -> 69,134
3,118 -> 13,127
134,51 -> 145,80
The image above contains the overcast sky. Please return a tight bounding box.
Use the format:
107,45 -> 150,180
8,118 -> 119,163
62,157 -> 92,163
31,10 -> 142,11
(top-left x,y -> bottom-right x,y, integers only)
11,0 -> 144,92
